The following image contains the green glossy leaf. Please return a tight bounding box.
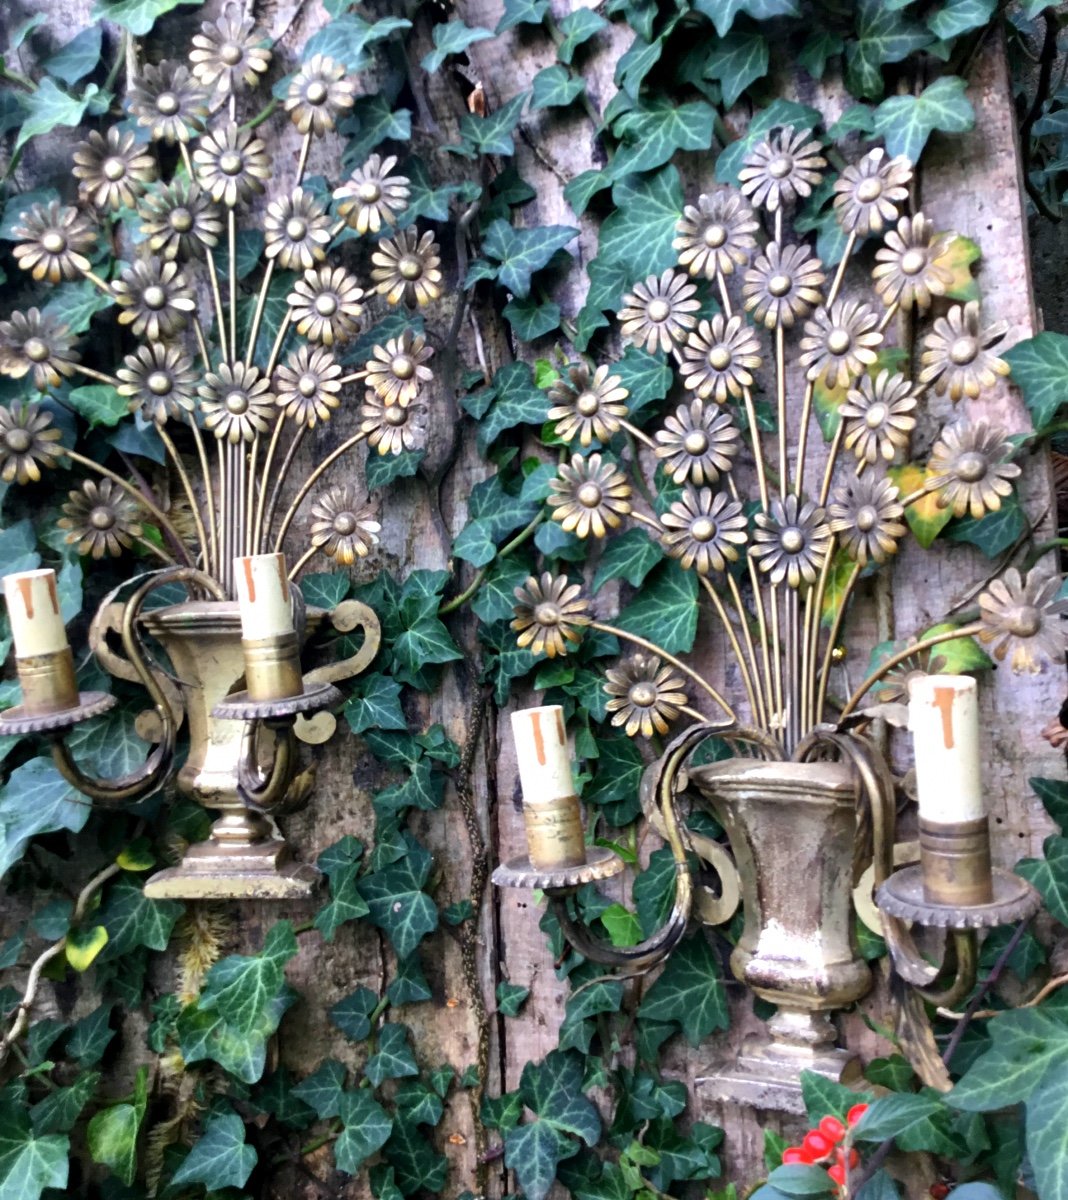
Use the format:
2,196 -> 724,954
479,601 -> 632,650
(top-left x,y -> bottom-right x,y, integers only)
0,1089 -> 69,1200
597,166 -> 684,279
97,876 -> 182,960
86,1067 -> 147,1186
583,733 -> 644,823
345,673 -> 407,735
65,384 -> 127,428
300,571 -> 349,609
292,1059 -> 346,1120
800,1070 -> 872,1122
421,22 -> 494,73
63,703 -> 150,778
0,757 -> 90,879
927,0 -> 997,39
357,834 -> 438,958
43,27 -> 103,86
873,75 -> 975,162
66,1004 -> 115,1067
30,1072 -> 99,1136
471,360 -> 547,452
703,33 -> 769,109
638,934 -> 728,1045
365,1023 -> 419,1086
693,0 -> 799,37
17,79 -> 100,152
497,0 -> 550,32
177,987 -> 295,1083
476,219 -> 578,299
90,0 -> 196,35
366,447 -> 425,489
172,1111 -> 257,1190
336,1089 -> 393,1173
557,8 -> 607,63
716,100 -> 822,184
198,921 -> 298,1035
503,295 -> 563,339
341,95 -> 412,168
458,92 -> 528,156
945,491 -> 1025,558
1019,836 -> 1068,927
385,1112 -> 448,1193
949,1007 -> 1068,1110
305,13 -> 410,70
531,65 -> 586,110
845,0 -> 932,99
497,981 -> 531,1017
615,560 -> 699,655
1003,331 -> 1068,433
593,527 -> 664,590
852,1093 -> 950,1143
65,925 -> 108,972
330,985 -> 379,1041
888,462 -> 953,549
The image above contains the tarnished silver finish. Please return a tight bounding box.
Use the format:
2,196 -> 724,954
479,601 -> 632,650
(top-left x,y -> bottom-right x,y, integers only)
491,845 -> 625,891
212,679 -> 342,721
877,866 -> 1040,929
0,691 -> 116,735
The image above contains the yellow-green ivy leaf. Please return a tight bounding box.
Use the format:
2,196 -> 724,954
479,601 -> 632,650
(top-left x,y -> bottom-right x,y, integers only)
888,462 -> 952,549
65,925 -> 108,972
820,550 -> 860,628
919,623 -> 993,674
934,233 -> 980,302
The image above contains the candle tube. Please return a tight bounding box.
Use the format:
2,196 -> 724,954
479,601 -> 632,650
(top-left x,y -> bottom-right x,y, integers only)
511,705 -> 586,871
233,554 -> 303,701
2,569 -> 79,714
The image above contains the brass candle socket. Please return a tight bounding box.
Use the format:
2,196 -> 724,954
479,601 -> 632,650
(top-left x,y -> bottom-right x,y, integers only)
241,630 -> 305,702
918,816 -> 993,908
13,646 -> 80,716
523,793 -> 587,871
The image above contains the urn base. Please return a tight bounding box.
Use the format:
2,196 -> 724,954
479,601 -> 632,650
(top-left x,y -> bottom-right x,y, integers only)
144,836 -> 319,900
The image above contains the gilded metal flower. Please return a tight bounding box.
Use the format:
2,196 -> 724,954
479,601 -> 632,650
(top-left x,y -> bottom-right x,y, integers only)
827,475 -> 906,566
798,299 -> 883,389
309,485 -> 381,564
12,202 -> 96,282
0,402 -> 63,483
359,330 -> 433,408
138,181 -> 222,260
604,654 -> 689,738
360,390 -> 426,455
285,54 -> 355,136
193,122 -> 271,208
673,189 -> 759,279
752,496 -> 831,589
872,214 -> 953,311
334,155 -> 411,235
678,314 -> 762,402
371,229 -> 443,307
58,479 -> 142,559
873,648 -> 948,704
0,309 -> 79,391
548,453 -> 632,539
978,568 -> 1067,674
619,270 -> 700,354
832,148 -> 913,237
547,364 -> 629,446
743,243 -> 825,330
199,362 -> 274,444
512,573 -> 591,658
128,61 -> 209,144
189,13 -> 271,96
73,128 -> 156,211
839,370 -> 919,466
112,257 -> 196,341
738,126 -> 826,212
117,343 -> 198,424
288,266 -> 365,345
929,420 -> 1020,519
274,345 -> 342,427
655,400 -> 741,487
918,301 -> 1011,401
264,188 -> 332,272
660,487 -> 747,575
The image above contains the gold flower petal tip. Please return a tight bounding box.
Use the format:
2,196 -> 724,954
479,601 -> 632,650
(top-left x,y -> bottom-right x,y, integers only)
189,13 -> 271,96
673,189 -> 759,279
58,479 -> 143,559
371,229 -> 443,306
112,257 -> 196,342
199,361 -> 274,444
619,270 -> 700,354
547,363 -> 630,446
275,345 -> 342,428
742,242 -> 826,329
12,201 -> 96,282
978,567 -> 1068,674
659,487 -> 746,574
362,330 -> 433,407
73,127 -> 156,212
117,343 -> 198,425
827,475 -> 906,566
138,181 -> 222,261
678,314 -> 761,402
128,61 -> 209,145
193,121 -> 272,209
799,299 -> 883,390
0,308 -> 79,391
929,419 -> 1020,519
919,300 -> 1011,401
511,573 -> 591,658
738,125 -> 826,212
832,148 -> 913,237
839,369 -> 920,466
264,189 -> 332,272
751,496 -> 831,589
604,653 -> 689,738
310,485 -> 381,563
335,155 -> 411,235
285,54 -> 355,136
654,399 -> 741,487
288,266 -> 365,345
0,401 -> 63,484
548,453 -> 632,539
360,389 -> 427,455
872,213 -> 954,311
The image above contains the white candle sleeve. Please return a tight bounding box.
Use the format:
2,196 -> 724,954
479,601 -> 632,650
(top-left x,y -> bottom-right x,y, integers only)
3,569 -> 69,656
908,674 -> 984,823
234,554 -> 294,640
511,705 -> 576,806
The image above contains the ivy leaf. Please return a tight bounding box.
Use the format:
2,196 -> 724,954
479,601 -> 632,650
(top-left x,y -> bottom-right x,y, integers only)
292,1059 -> 347,1120
583,734 -> 644,824
366,447 -> 425,489
531,66 -> 585,111
1004,331 -> 1068,433
172,1111 -> 257,1191
63,703 -> 149,778
496,982 -> 530,1017
365,1023 -> 419,1086
66,1004 -> 115,1067
345,673 -> 406,735
845,0 -> 932,100
301,571 -> 350,609
470,360 -> 547,452
716,99 -> 823,184
557,9 -> 608,64
86,1067 -> 147,1186
65,925 -> 108,972
476,220 -> 578,299
598,166 -> 684,280
945,491 -> 1026,558
917,623 -> 992,674
801,1070 -> 871,1123
305,13 -> 411,71
0,1090 -> 69,1200
89,0 -> 196,35
41,279 -> 111,335
593,527 -> 664,590
799,30 -> 845,79
178,988 -> 295,1083
638,934 -> 728,1045
872,76 -> 975,162
0,758 -> 91,879
385,1112 -> 448,1193
335,1090 -> 393,1173
852,1093 -> 951,1144
1018,836 -> 1068,926
329,985 -> 379,1041
888,462 -> 953,549
313,860 -> 370,942
599,904 -> 643,947
357,834 -> 438,958
65,384 -> 127,428
30,1072 -> 100,1136
615,561 -> 699,655
609,98 -> 716,180
693,0 -> 799,37
503,295 -> 563,340
420,22 -> 494,73
934,234 -> 981,302
927,0 -> 997,40
457,92 -> 528,157
564,169 -> 612,217
496,0 -> 550,32
341,95 -> 412,168
43,27 -> 103,86
197,921 -> 298,1035
702,33 -> 769,109
613,345 -> 673,424
97,876 -> 182,960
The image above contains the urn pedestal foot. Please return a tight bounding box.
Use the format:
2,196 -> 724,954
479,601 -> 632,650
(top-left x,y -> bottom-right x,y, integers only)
145,837 -> 319,900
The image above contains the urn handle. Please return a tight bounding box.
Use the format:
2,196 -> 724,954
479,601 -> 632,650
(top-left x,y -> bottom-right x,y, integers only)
295,601 -> 381,744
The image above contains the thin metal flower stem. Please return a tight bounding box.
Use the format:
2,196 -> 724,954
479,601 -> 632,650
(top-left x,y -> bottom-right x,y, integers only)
288,543 -> 318,580
619,419 -> 656,450
260,425 -> 307,550
227,209 -> 238,365
814,560 -> 863,722
775,324 -> 788,489
818,422 -> 846,508
680,704 -> 709,723
71,363 -> 120,387
180,144 -> 229,362
877,302 -> 900,335
901,481 -> 940,508
192,318 -> 212,370
80,269 -> 115,298
698,574 -> 761,725
785,586 -> 802,751
726,474 -> 775,719
589,620 -> 736,722
716,271 -> 769,509
273,430 -> 368,552
133,535 -> 178,566
295,129 -> 313,183
245,258 -> 275,363
768,584 -> 785,731
264,308 -> 293,378
188,417 -> 219,576
726,570 -> 768,729
253,414 -> 287,548
826,231 -> 857,311
245,438 -> 259,553
218,438 -> 231,591
803,546 -> 835,729
157,424 -> 209,569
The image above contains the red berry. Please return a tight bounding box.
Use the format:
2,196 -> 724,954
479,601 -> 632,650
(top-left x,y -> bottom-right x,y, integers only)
801,1130 -> 833,1161
930,1186 -> 950,1200
835,1147 -> 860,1169
846,1103 -> 869,1126
782,1148 -> 807,1165
828,1164 -> 846,1186
819,1116 -> 846,1143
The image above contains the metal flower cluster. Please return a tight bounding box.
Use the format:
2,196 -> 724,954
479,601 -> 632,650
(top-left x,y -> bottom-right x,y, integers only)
0,17 -> 443,591
513,132 -> 1065,753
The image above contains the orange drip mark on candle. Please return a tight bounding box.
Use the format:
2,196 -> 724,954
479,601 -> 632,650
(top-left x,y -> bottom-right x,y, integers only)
45,574 -> 59,614
932,686 -> 956,749
276,555 -> 288,591
15,577 -> 34,619
531,710 -> 546,766
555,708 -> 565,743
241,557 -> 256,603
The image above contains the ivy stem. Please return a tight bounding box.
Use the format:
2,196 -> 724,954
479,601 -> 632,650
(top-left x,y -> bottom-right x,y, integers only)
439,512 -> 545,615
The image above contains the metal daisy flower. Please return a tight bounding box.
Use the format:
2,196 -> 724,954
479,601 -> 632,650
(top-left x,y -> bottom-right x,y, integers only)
929,419 -> 1020,519
0,402 -> 63,483
512,572 -> 591,658
334,155 -> 411,235
872,214 -> 954,311
58,479 -> 142,559
113,257 -> 196,341
548,453 -> 632,539
678,314 -> 762,402
0,309 -> 79,391
978,568 -> 1067,674
739,126 -> 826,212
918,301 -> 1011,401
604,653 -> 689,738
873,648 -> 948,704
743,242 -> 825,330
655,400 -> 741,487
128,61 -> 209,144
827,475 -> 907,566
117,343 -> 198,424
138,181 -> 222,260
274,345 -> 342,428
72,127 -> 156,212
360,390 -> 427,455
673,189 -> 759,279
839,370 -> 920,466
199,362 -> 274,444
619,270 -> 700,354
309,485 -> 381,564
751,496 -> 831,589
12,202 -> 96,283
371,229 -> 443,307
547,363 -> 630,446
193,122 -> 271,209
832,148 -> 913,237
798,299 -> 883,390
660,487 -> 747,575
359,330 -> 434,408
285,54 -> 355,136
288,266 -> 365,345
264,188 -> 332,272
189,13 -> 271,96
